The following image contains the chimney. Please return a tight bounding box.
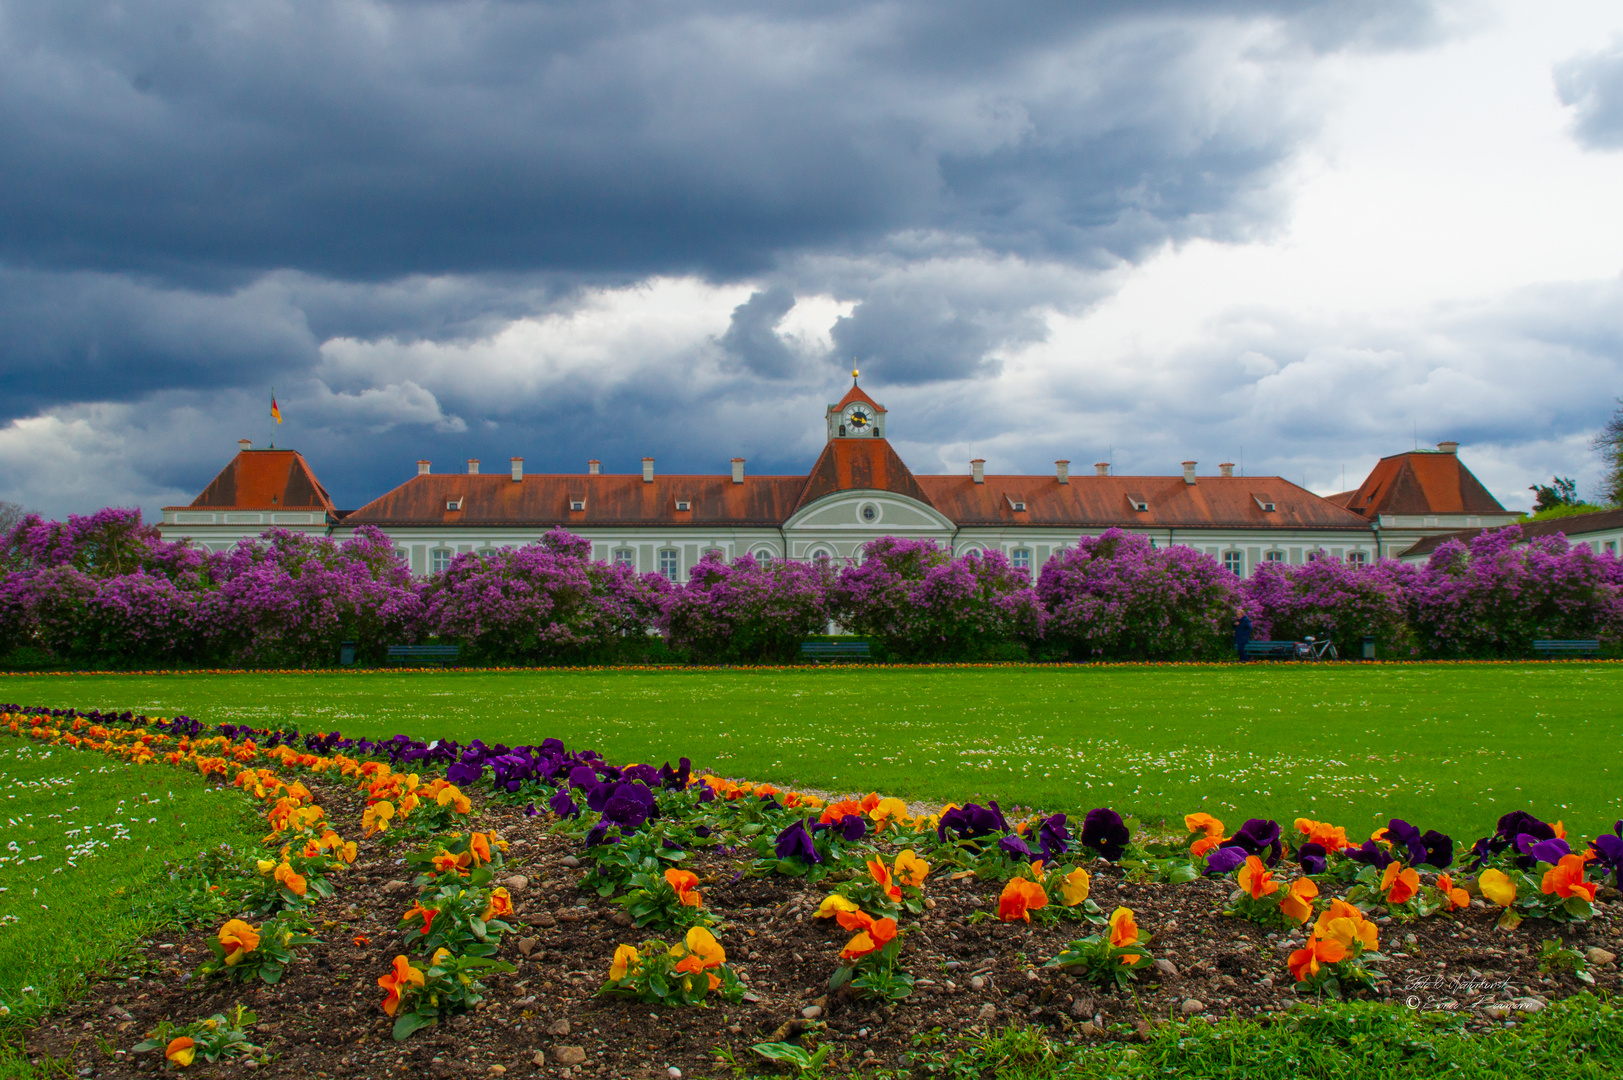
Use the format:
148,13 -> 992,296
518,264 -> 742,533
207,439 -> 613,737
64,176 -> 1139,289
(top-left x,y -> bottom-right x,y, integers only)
731,458 -> 745,484
1437,441 -> 1458,455
1219,462 -> 1235,478
1055,460 -> 1070,484
1183,461 -> 1197,485
642,457 -> 655,483
971,459 -> 985,484
417,460 -> 431,476
1095,462 -> 1110,476
467,458 -> 480,475
238,439 -> 252,452
510,457 -> 523,482
588,459 -> 600,475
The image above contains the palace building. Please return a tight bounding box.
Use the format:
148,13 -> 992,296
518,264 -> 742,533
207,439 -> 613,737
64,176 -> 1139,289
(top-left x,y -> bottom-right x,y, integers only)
159,375 -> 1520,580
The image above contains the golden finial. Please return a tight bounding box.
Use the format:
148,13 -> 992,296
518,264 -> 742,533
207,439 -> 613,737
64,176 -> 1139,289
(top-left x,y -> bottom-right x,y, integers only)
852,367 -> 859,383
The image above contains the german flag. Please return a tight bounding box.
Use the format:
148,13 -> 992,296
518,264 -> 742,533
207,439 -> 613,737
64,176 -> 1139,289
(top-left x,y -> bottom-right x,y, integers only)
271,391 -> 282,424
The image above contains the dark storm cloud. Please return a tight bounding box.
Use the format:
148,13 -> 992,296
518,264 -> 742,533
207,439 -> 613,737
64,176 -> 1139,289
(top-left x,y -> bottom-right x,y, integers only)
1557,37 -> 1623,150
0,0 -> 1466,515
0,0 -> 1450,282
719,287 -> 799,378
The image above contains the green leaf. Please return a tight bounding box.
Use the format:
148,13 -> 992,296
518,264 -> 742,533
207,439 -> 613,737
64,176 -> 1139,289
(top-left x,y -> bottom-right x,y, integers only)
392,1010 -> 437,1042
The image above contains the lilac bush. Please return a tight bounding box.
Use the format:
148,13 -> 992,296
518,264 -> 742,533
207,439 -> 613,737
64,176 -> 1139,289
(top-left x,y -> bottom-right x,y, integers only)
203,526 -> 425,667
1242,556 -> 1417,655
422,529 -> 668,665
830,537 -> 1044,660
1407,526 -> 1623,657
662,552 -> 834,662
1037,529 -> 1240,660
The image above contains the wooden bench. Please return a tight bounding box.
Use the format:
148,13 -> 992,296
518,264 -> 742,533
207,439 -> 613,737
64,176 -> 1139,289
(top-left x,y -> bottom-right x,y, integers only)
800,641 -> 872,662
386,644 -> 461,665
1242,640 -> 1300,660
1532,639 -> 1600,658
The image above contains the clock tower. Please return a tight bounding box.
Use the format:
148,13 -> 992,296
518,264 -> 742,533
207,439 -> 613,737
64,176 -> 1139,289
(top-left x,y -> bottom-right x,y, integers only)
825,370 -> 887,441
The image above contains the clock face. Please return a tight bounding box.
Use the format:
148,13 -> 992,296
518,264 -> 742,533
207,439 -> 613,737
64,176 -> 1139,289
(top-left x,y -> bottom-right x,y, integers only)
845,407 -> 871,431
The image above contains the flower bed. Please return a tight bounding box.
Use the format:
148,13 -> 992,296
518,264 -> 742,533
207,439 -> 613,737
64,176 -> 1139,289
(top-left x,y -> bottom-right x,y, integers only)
4,703 -> 1622,1076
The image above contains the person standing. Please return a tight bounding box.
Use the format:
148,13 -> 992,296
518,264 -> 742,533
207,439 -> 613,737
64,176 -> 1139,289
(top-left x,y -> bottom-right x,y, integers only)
1234,609 -> 1252,662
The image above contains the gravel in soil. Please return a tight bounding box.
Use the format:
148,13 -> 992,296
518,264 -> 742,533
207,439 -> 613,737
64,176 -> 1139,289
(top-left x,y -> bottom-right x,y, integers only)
26,778 -> 1623,1078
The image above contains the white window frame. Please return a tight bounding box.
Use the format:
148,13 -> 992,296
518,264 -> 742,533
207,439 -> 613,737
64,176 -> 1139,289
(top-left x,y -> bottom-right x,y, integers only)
1222,550 -> 1243,575
1347,550 -> 1368,566
430,548 -> 453,574
657,548 -> 681,581
1010,548 -> 1032,576
612,547 -> 636,568
1264,550 -> 1285,563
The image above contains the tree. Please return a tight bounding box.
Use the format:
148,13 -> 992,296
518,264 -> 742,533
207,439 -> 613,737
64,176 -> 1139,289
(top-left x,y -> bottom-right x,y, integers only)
1595,398 -> 1623,506
0,502 -> 25,537
1528,477 -> 1579,513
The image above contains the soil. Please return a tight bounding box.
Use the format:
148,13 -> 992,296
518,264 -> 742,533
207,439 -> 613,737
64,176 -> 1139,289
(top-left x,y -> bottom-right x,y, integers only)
25,777 -> 1623,1079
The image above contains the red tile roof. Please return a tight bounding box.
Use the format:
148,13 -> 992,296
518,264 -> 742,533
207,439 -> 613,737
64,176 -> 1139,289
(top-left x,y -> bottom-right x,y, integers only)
1399,508 -> 1623,559
833,382 -> 884,414
343,473 -> 808,527
1337,451 -> 1506,519
166,450 -> 336,514
917,474 -> 1371,530
794,438 -> 933,513
342,456 -> 1371,532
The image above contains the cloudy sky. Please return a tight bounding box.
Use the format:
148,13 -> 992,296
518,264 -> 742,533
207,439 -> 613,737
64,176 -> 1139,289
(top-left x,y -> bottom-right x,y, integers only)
3,0 -> 1622,518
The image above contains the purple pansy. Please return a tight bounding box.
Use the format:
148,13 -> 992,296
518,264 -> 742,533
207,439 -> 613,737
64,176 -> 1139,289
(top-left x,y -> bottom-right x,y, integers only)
1079,808 -> 1130,862
774,820 -> 820,864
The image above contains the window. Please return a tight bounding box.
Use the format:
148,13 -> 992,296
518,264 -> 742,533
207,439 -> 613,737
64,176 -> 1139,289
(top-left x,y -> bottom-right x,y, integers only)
1606,541 -> 1617,554
393,547 -> 409,564
1011,548 -> 1032,576
1223,550 -> 1243,574
657,548 -> 680,581
860,503 -> 879,523
1347,550 -> 1368,566
1306,550 -> 1323,562
702,547 -> 724,560
1265,550 -> 1285,563
569,499 -> 586,511
430,548 -> 452,574
446,499 -> 462,511
752,549 -> 774,564
675,500 -> 692,511
612,548 -> 635,568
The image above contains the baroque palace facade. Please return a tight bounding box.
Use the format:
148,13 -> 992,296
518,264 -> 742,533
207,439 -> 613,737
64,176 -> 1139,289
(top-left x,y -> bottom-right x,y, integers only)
159,377 -> 1519,580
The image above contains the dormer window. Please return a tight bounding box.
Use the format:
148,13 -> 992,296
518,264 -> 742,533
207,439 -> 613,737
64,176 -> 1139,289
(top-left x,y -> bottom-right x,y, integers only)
675,499 -> 692,511
1127,494 -> 1149,512
1253,494 -> 1276,512
446,498 -> 462,511
569,499 -> 586,512
1005,495 -> 1027,512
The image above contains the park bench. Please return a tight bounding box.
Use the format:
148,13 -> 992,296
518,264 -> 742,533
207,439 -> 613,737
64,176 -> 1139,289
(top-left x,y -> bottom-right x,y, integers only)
1532,639 -> 1600,658
800,641 -> 872,663
386,644 -> 461,665
1242,640 -> 1300,661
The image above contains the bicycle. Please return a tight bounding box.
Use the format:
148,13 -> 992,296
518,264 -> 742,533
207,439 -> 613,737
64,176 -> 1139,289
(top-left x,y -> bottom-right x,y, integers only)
1297,635 -> 1338,661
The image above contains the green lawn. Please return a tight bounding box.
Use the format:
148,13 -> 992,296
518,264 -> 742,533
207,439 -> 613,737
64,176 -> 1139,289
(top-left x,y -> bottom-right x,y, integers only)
4,662 -> 1621,844
0,736 -> 259,1022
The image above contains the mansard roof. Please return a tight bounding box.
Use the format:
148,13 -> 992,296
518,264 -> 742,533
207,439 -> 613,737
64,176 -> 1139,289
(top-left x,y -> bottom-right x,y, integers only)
167,449 -> 336,514
1333,449 -> 1506,520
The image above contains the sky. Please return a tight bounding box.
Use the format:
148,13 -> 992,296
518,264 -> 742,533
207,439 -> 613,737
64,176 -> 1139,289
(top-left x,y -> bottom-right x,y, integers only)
2,0 -> 1622,519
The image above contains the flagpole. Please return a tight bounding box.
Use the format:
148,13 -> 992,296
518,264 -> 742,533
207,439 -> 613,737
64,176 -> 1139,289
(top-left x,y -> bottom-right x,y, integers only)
270,387 -> 276,448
